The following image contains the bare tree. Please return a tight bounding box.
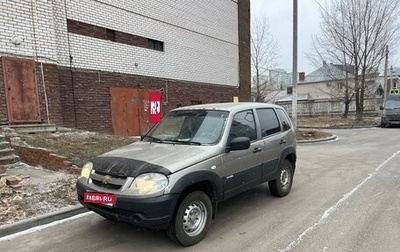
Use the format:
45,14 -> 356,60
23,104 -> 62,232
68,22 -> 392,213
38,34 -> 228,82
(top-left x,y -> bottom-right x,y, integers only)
311,0 -> 400,119
251,16 -> 278,102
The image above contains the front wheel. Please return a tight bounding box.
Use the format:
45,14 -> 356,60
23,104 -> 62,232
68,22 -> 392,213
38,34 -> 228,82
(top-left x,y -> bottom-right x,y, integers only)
166,191 -> 212,246
269,159 -> 293,197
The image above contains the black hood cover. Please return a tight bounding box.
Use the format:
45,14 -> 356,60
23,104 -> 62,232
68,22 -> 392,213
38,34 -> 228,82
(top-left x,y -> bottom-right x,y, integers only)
91,156 -> 171,177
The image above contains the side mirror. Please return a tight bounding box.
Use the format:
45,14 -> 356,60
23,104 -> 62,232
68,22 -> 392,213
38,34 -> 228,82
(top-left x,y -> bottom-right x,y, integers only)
380,105 -> 384,110
227,137 -> 250,151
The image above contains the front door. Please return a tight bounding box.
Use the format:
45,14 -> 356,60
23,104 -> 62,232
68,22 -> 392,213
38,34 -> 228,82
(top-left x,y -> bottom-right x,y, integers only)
222,109 -> 263,200
2,57 -> 41,123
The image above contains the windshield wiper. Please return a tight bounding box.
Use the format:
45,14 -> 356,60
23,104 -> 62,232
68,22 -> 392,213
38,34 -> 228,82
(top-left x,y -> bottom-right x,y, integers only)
163,139 -> 201,145
143,135 -> 163,143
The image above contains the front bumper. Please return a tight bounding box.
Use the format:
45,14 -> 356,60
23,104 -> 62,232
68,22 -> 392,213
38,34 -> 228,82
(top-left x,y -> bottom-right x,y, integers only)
76,181 -> 180,230
381,116 -> 400,126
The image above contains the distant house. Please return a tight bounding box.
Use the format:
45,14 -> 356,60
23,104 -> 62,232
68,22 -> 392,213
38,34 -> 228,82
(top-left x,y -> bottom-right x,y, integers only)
279,62 -> 379,102
275,62 -> 380,117
296,62 -> 356,101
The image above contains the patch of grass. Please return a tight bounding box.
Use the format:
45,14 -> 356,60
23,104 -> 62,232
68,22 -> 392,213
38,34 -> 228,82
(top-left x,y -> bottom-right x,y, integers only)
297,116 -> 379,127
20,131 -> 136,168
296,130 -> 332,140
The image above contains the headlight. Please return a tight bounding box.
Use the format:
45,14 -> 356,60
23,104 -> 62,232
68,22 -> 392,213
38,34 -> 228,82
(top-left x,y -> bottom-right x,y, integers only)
80,162 -> 93,179
130,173 -> 168,195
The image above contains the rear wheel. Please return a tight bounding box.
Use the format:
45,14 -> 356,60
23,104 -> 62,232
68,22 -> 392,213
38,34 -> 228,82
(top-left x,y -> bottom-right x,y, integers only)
269,159 -> 293,197
166,191 -> 212,246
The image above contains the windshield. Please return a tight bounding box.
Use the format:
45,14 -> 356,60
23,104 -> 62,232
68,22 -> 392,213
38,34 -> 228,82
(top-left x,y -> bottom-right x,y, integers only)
385,99 -> 400,109
144,110 -> 229,145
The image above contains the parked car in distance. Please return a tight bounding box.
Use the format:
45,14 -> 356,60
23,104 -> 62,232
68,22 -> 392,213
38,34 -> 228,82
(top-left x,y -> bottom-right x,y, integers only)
380,94 -> 400,127
76,102 -> 297,246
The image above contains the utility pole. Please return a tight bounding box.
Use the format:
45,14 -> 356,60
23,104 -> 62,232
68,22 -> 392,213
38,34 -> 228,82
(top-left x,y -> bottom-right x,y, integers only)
383,45 -> 388,104
390,65 -> 393,90
292,0 -> 298,130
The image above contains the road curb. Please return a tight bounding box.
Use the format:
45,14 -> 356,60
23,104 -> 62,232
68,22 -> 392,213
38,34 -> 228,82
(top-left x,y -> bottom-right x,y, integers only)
297,134 -> 338,144
299,124 -> 379,129
0,205 -> 87,238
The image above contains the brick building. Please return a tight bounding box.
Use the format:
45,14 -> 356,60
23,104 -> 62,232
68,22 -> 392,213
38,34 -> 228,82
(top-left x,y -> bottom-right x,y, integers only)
0,0 -> 250,135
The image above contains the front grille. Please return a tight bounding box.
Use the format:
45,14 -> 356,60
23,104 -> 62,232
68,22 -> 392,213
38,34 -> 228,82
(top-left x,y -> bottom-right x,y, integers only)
90,170 -> 127,190
386,109 -> 400,120
92,180 -> 122,190
387,115 -> 400,121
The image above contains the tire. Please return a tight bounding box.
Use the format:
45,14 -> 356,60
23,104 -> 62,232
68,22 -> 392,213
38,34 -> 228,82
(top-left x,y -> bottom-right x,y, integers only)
269,159 -> 293,197
166,191 -> 212,246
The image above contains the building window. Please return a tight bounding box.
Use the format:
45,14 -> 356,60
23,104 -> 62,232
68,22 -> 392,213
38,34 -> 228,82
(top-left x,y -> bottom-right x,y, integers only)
191,100 -> 202,105
148,39 -> 164,52
67,19 -> 164,51
106,29 -> 116,41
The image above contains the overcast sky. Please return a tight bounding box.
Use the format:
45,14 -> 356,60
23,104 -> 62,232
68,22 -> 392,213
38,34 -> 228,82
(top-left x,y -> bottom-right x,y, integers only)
250,0 -> 400,75
250,0 -> 322,74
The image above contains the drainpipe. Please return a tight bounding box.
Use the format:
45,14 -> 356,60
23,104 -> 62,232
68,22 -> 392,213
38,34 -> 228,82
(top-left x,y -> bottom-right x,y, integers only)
31,0 -> 50,124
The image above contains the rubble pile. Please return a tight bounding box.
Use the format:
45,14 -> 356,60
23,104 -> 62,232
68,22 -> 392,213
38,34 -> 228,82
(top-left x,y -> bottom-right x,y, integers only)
0,169 -> 31,225
0,166 -> 78,225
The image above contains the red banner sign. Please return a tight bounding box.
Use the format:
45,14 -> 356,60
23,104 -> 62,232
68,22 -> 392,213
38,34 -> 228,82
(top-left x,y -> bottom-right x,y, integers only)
149,92 -> 162,123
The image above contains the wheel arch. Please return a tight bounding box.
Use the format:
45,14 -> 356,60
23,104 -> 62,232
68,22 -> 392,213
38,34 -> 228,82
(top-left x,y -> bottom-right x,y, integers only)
169,171 -> 222,220
279,146 -> 296,173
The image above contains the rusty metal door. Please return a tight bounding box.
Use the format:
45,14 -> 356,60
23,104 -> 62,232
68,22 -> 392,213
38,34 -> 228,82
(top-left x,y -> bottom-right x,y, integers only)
110,87 -> 156,136
138,89 -> 150,133
110,87 -> 139,136
2,57 -> 41,123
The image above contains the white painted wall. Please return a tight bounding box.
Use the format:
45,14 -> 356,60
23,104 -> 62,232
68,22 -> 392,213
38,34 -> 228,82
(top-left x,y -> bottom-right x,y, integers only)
64,0 -> 239,86
0,0 -> 58,63
0,0 -> 239,86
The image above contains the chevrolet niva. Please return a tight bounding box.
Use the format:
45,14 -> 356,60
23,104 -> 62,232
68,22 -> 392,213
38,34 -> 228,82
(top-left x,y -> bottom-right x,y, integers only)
76,102 -> 297,246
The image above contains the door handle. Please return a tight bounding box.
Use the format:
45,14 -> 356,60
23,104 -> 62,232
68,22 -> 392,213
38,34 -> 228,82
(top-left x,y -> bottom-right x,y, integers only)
280,139 -> 286,145
253,147 -> 262,153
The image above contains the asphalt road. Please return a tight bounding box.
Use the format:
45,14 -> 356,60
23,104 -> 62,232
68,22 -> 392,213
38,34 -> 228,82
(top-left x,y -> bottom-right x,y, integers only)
1,127 -> 400,252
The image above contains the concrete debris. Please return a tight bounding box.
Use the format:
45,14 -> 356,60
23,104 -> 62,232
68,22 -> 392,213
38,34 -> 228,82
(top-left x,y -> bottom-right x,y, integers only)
0,177 -> 6,189
0,165 -> 6,174
0,173 -> 30,189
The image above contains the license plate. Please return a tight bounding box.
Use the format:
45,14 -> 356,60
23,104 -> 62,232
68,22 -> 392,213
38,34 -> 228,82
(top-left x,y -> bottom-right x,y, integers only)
84,192 -> 115,206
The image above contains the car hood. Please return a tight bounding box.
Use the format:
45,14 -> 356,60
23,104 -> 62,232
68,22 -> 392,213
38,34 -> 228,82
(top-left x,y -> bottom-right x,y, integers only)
91,141 -> 221,177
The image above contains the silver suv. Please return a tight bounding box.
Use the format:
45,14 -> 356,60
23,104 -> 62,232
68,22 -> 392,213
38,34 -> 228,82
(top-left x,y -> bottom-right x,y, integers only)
76,102 -> 297,246
380,94 -> 400,127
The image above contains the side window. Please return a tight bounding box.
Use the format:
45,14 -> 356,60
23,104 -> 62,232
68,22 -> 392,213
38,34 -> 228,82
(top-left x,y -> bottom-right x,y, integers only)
276,108 -> 292,131
229,110 -> 257,141
256,108 -> 280,137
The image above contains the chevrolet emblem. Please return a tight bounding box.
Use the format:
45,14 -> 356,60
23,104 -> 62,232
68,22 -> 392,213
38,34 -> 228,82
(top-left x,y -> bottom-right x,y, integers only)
101,175 -> 111,185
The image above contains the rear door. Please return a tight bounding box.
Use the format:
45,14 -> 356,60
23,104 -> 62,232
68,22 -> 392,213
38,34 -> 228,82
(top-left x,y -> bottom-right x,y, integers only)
222,109 -> 263,199
255,108 -> 285,182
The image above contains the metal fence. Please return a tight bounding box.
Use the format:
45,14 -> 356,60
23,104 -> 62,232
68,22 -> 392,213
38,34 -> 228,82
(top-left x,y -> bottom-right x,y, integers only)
276,98 -> 379,117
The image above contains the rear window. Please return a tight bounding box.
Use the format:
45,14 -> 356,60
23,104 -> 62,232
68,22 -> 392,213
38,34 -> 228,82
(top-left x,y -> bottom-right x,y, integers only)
256,108 -> 280,137
276,108 -> 292,131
